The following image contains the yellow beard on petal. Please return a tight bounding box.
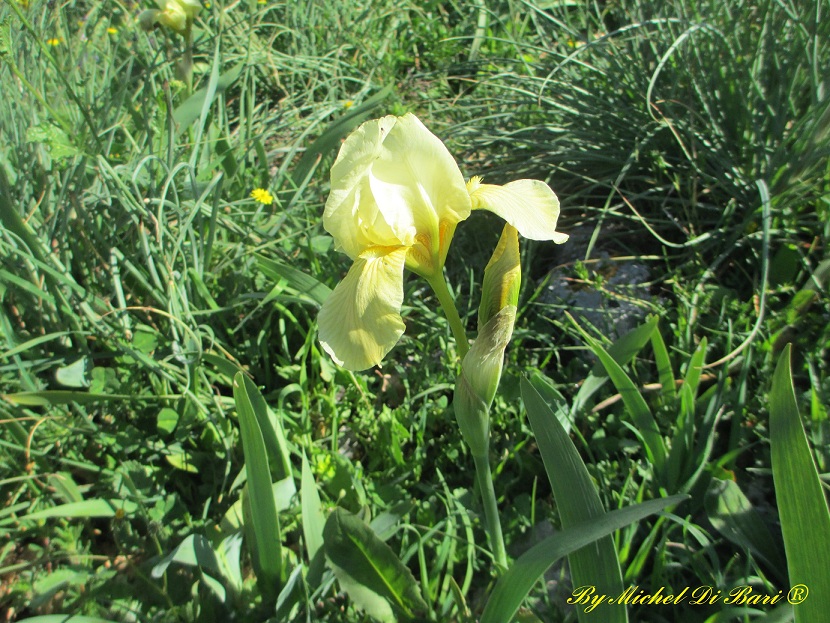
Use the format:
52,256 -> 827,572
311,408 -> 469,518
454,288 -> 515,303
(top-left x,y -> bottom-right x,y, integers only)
404,235 -> 435,278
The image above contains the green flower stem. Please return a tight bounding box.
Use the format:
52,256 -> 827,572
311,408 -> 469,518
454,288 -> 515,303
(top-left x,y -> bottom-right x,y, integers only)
425,273 -> 470,360
473,452 -> 508,570
426,273 -> 506,569
182,21 -> 194,94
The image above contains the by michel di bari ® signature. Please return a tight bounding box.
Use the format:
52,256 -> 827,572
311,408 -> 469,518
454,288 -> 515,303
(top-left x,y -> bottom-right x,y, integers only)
568,584 -> 810,612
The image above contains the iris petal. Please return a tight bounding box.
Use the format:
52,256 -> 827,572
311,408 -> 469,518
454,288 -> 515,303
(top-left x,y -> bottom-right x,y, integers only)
318,246 -> 409,371
370,113 -> 471,243
325,116 -> 402,258
469,179 -> 569,243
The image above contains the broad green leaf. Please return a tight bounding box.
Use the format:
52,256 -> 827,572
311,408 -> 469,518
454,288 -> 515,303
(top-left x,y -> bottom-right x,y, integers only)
702,606 -> 790,623
217,533 -> 244,591
26,123 -> 80,161
31,568 -> 90,608
200,572 -> 226,602
233,372 -> 282,589
330,563 -> 395,623
650,328 -> 676,402
240,374 -> 292,482
276,565 -> 307,622
214,137 -> 238,177
256,254 -> 332,307
14,617 -> 116,623
324,507 -> 428,621
48,357 -> 92,388
522,376 -> 627,623
173,63 -> 243,137
667,336 -> 706,492
480,495 -> 687,623
157,407 -> 179,435
22,499 -> 138,521
165,452 -> 199,473
152,534 -> 222,579
528,372 -> 572,433
769,345 -> 830,623
682,337 -> 707,397
571,319 -> 667,475
704,478 -> 786,582
220,498 -> 244,534
48,472 -> 83,505
202,352 -> 245,383
2,391 -> 134,406
273,477 -> 297,512
571,316 -> 658,415
665,383 -> 693,492
302,453 -> 326,588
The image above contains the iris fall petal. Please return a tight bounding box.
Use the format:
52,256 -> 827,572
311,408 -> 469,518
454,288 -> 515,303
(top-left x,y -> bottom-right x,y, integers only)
318,246 -> 409,371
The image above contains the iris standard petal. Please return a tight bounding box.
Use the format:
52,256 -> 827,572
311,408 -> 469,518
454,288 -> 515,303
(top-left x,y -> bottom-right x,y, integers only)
469,179 -> 569,243
178,0 -> 202,18
325,116 -> 402,258
318,246 -> 409,371
157,1 -> 187,31
369,113 -> 472,243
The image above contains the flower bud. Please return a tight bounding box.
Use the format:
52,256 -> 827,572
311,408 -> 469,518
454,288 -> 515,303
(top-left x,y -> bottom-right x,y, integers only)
454,305 -> 517,457
478,224 -> 521,331
139,0 -> 201,33
453,225 -> 521,457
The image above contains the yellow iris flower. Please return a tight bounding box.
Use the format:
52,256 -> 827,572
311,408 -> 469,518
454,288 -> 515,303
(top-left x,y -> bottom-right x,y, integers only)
318,113 -> 568,371
139,0 -> 201,33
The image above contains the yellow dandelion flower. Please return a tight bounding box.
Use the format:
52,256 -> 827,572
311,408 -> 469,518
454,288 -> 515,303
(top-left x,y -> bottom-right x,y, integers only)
342,100 -> 354,110
107,27 -> 119,34
47,37 -> 62,46
251,188 -> 274,205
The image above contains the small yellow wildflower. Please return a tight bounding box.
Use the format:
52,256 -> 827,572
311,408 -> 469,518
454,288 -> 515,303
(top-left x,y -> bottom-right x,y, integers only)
250,188 -> 274,205
257,0 -> 266,4
342,100 -> 354,110
107,27 -> 119,35
47,37 -> 62,46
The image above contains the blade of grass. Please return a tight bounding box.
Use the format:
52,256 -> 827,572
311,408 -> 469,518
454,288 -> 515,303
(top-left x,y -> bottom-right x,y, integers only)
301,452 -> 326,588
650,328 -> 677,402
570,316 -> 658,416
22,499 -> 139,521
233,372 -> 282,591
704,478 -> 787,584
480,495 -> 687,623
769,344 -> 830,623
522,374 -> 627,623
568,314 -> 667,476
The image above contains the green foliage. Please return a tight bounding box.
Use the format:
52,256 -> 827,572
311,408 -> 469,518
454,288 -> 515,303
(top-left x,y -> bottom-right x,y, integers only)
324,507 -> 429,622
233,372 -> 284,595
522,375 -> 629,623
769,346 -> 830,623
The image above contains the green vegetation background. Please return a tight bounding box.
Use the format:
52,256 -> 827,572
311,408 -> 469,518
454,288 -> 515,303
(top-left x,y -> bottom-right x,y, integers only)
1,0 -> 828,621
